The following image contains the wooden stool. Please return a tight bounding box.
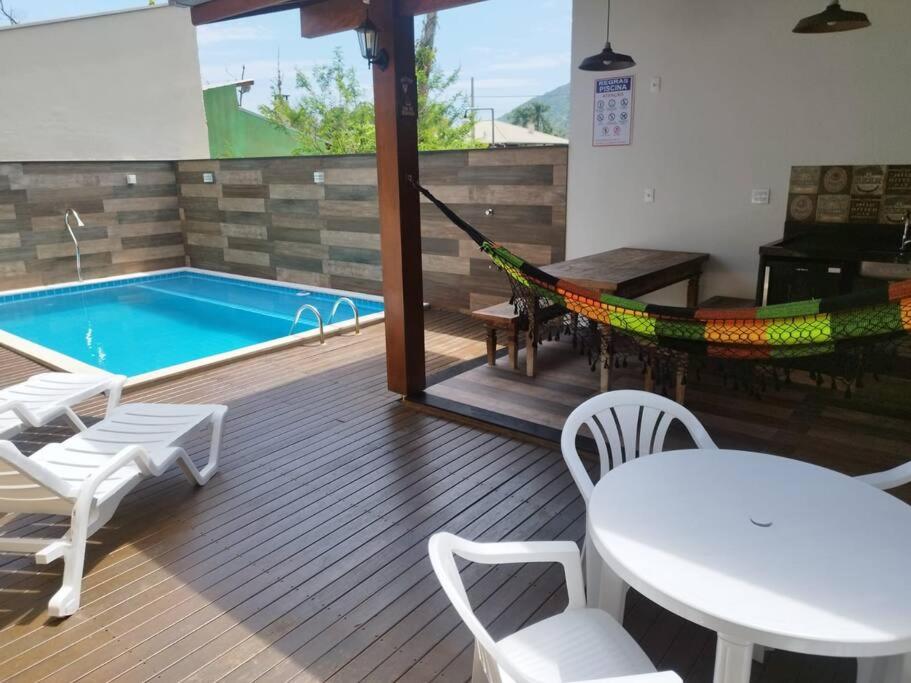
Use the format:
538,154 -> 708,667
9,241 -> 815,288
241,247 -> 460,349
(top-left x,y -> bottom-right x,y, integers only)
472,302 -> 524,373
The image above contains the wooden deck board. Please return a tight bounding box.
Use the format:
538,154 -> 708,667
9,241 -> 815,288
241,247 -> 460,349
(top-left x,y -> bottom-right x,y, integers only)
0,310 -> 882,681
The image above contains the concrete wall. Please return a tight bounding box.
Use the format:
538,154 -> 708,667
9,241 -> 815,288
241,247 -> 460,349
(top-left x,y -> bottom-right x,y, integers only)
204,85 -> 299,159
568,0 -> 911,302
0,6 -> 208,162
0,162 -> 184,291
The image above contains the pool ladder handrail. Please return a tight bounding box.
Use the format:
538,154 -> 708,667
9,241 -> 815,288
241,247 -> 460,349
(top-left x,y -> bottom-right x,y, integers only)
64,209 -> 85,282
289,303 -> 325,344
328,297 -> 361,334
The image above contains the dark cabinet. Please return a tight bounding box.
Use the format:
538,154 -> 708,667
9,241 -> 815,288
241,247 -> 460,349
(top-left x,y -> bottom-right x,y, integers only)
758,258 -> 856,305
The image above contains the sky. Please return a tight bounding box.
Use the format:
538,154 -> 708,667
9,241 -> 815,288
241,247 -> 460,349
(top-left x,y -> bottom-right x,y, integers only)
5,1 -> 572,116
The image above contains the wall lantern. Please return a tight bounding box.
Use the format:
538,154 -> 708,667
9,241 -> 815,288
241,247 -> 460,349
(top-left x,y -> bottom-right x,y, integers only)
356,4 -> 388,71
793,1 -> 871,33
578,0 -> 635,72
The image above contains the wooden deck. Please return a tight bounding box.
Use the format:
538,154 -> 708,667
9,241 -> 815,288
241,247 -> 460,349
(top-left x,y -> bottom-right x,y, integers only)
0,310 -> 897,681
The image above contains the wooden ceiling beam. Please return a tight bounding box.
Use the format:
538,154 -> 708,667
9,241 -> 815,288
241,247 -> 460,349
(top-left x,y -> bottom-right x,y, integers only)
299,0 -> 364,38
190,0 -> 306,25
399,0 -> 485,17
298,0 -> 487,37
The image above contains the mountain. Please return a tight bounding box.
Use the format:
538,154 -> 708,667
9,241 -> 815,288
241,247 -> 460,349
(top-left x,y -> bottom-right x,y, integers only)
500,83 -> 571,137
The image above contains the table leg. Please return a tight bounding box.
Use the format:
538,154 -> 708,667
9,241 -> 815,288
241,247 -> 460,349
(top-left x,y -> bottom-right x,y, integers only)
485,328 -> 497,367
587,524 -> 629,622
714,634 -> 753,683
526,332 -> 536,378
687,274 -> 701,309
859,654 -> 911,683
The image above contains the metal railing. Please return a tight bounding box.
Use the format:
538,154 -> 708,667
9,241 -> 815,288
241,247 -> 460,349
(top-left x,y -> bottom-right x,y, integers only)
289,303 -> 325,344
328,297 -> 361,334
64,209 -> 85,282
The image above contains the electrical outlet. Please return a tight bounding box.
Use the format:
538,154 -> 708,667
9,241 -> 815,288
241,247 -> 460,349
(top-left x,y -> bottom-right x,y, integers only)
751,188 -> 771,205
644,188 -> 655,204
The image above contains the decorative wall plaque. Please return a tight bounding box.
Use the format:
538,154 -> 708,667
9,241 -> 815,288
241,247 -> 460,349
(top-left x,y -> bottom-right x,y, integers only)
816,194 -> 851,223
787,164 -> 910,225
880,196 -> 911,224
849,198 -> 881,223
788,194 -> 816,222
789,166 -> 821,194
886,166 -> 911,194
851,165 -> 886,196
822,166 -> 849,194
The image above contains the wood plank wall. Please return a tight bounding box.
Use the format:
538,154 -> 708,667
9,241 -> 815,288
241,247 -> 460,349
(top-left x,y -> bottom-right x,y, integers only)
178,147 -> 568,312
0,162 -> 185,291
0,149 -> 567,312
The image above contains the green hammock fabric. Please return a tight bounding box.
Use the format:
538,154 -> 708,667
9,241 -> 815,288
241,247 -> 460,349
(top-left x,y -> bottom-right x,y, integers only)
413,180 -> 911,361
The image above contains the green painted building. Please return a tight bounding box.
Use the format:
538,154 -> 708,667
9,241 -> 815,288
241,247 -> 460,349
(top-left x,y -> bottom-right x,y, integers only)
203,80 -> 298,159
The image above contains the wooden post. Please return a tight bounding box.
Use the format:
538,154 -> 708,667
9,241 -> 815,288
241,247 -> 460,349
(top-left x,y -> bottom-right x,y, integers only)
372,0 -> 426,396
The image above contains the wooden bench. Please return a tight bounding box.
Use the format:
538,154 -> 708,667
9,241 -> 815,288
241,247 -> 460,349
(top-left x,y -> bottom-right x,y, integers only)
472,302 -> 526,374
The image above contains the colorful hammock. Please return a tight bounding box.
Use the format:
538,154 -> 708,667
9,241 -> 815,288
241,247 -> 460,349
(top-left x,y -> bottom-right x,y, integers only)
413,179 -> 911,364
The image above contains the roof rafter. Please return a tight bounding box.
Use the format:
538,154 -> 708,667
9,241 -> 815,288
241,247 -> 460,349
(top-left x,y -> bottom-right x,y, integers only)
189,0 -> 487,30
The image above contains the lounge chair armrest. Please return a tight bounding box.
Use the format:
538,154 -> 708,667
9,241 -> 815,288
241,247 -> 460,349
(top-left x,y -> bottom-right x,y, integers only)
74,444 -> 151,517
572,674 -> 682,683
103,375 -> 128,414
444,537 -> 585,609
856,462 -> 911,491
0,399 -> 42,428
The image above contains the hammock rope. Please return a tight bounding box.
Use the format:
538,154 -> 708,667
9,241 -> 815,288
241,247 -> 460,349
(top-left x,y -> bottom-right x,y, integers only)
411,177 -> 911,365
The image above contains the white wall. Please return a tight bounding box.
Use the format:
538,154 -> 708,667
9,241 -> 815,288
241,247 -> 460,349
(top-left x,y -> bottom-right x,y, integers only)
568,0 -> 911,302
0,5 -> 208,161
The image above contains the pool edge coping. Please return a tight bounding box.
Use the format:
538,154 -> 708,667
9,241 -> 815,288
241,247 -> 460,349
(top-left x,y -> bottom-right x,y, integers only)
0,267 -> 388,388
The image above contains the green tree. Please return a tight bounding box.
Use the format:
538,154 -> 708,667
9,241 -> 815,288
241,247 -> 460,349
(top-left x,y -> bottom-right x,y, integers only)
414,13 -> 477,151
262,49 -> 376,155
261,16 -> 481,155
505,102 -> 555,135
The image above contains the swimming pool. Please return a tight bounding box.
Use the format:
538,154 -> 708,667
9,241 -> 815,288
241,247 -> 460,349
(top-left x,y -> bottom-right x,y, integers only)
0,269 -> 384,383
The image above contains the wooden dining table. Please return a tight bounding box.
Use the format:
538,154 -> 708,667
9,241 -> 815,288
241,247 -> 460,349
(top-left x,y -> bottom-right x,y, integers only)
540,247 -> 709,393
541,247 -> 709,307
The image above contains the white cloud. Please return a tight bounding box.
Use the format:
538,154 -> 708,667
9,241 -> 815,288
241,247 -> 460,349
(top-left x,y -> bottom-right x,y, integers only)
196,24 -> 273,47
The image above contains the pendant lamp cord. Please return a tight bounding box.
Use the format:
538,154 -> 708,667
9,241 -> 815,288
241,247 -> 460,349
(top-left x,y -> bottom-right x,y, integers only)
606,0 -> 611,40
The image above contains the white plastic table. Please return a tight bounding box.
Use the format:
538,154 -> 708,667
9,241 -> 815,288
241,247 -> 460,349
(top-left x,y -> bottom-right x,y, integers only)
587,449 -> 911,683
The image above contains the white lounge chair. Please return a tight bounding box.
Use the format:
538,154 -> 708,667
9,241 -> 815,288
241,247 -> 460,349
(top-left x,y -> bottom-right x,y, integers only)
0,402 -> 227,617
428,532 -> 682,683
561,390 -> 717,621
0,372 -> 126,439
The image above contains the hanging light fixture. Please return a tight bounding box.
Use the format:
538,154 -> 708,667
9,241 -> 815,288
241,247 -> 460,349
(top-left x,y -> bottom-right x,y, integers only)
355,1 -> 388,70
578,0 -> 635,72
793,1 -> 871,33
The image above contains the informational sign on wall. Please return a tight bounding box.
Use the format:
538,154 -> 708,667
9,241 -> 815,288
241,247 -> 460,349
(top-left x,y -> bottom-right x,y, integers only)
593,76 -> 634,147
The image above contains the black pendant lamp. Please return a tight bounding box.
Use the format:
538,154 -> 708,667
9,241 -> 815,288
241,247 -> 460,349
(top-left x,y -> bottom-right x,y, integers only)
579,0 -> 635,72
793,1 -> 871,33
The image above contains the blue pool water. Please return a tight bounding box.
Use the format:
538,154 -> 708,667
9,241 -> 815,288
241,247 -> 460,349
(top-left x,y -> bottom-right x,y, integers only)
0,271 -> 383,376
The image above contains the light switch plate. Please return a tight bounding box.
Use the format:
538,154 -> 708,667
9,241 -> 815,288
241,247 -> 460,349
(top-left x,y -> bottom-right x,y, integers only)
751,188 -> 771,204
644,188 -> 655,203
650,77 -> 661,93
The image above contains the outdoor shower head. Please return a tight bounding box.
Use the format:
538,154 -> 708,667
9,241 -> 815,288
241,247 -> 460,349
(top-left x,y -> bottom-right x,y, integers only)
67,209 -> 85,227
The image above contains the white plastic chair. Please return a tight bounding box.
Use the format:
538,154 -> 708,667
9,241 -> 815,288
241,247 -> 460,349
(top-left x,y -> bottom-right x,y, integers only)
561,390 -> 717,621
855,462 -> 911,491
0,402 -> 227,617
855,464 -> 911,683
0,372 -> 126,439
428,532 -> 682,683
